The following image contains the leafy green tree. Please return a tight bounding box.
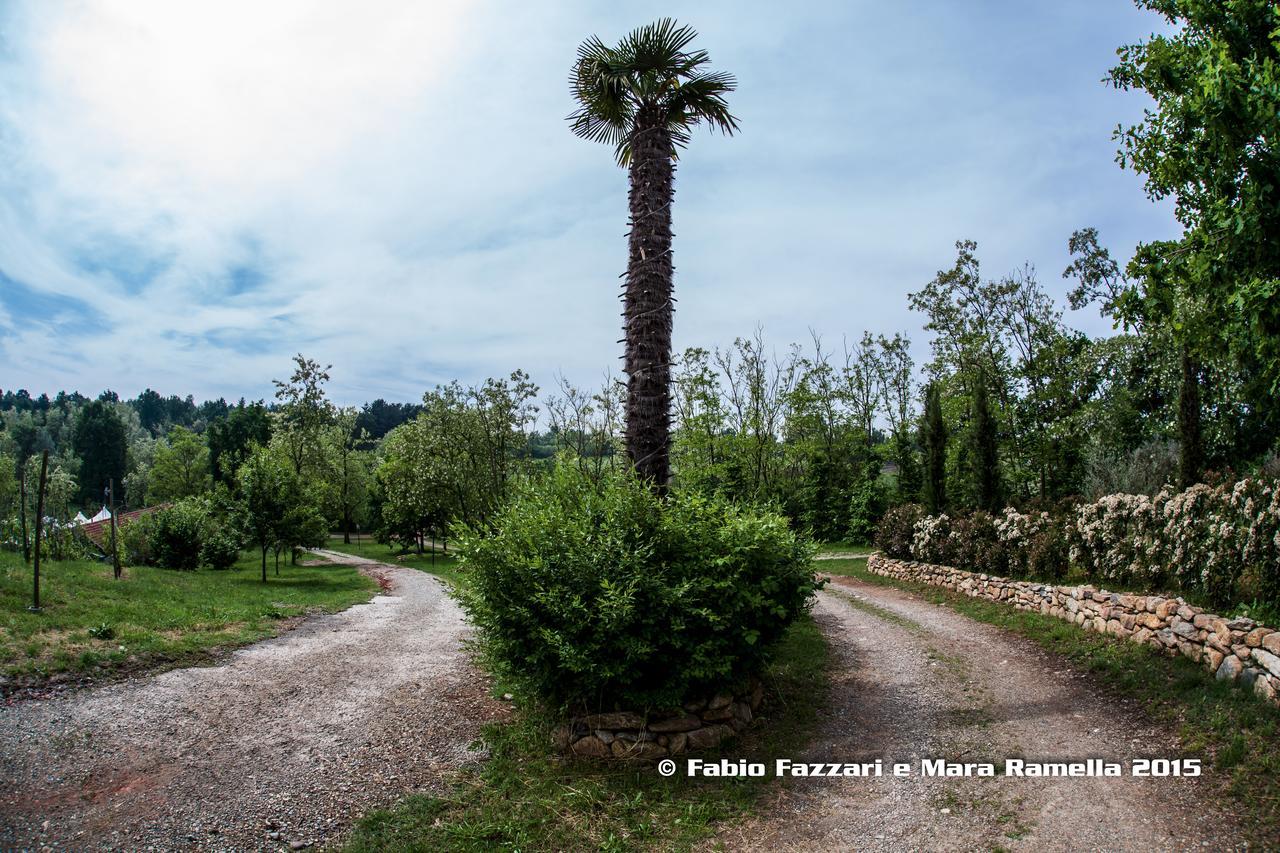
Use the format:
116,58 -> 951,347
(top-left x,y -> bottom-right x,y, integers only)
569,19 -> 738,490
208,402 -> 271,485
72,400 -> 128,505
1109,0 -> 1280,389
237,447 -> 298,582
319,409 -> 373,544
272,354 -> 334,476
147,426 -> 212,504
873,333 -> 920,502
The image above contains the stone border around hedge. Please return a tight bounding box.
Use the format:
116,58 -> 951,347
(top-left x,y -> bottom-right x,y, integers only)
867,553 -> 1280,706
553,679 -> 764,760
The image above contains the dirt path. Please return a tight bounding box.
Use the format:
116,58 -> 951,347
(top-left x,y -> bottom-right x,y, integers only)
722,574 -> 1245,852
0,550 -> 503,851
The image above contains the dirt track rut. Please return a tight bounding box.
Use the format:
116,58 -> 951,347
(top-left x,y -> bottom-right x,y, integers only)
721,574 -> 1245,851
0,551 -> 500,851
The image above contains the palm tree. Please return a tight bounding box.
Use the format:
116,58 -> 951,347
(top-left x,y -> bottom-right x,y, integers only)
569,19 -> 738,491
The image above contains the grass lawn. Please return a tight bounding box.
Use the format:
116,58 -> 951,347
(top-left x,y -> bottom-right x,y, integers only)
814,541 -> 872,555
344,615 -> 829,852
321,537 -> 464,586
822,556 -> 1280,843
0,549 -> 377,683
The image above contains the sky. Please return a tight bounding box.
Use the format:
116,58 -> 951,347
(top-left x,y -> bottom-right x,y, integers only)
0,0 -> 1180,406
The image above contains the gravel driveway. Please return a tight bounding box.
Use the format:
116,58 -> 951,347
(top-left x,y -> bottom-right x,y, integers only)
720,574 -> 1247,851
0,550 -> 502,851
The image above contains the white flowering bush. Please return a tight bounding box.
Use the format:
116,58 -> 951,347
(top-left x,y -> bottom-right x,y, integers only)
995,508 -> 1051,576
1068,492 -> 1168,586
1159,483 -> 1242,605
893,478 -> 1280,608
1230,478 -> 1280,601
912,513 -> 953,565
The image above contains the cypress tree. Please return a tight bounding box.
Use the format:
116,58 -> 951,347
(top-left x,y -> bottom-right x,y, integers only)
922,383 -> 947,513
971,375 -> 1000,512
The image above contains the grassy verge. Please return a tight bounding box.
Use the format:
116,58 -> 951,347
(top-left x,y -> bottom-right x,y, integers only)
823,556 -> 1280,842
815,541 -> 872,555
345,615 -> 829,852
0,550 -> 377,682
320,538 -> 463,586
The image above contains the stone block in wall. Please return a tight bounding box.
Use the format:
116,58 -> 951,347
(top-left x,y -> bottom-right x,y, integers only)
1252,648 -> 1280,678
1217,656 -> 1243,682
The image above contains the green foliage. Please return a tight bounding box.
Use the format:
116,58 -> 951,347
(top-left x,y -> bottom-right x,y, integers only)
844,467 -> 885,545
148,498 -> 208,571
1026,526 -> 1069,581
874,503 -> 923,560
457,465 -> 819,710
120,513 -> 158,565
375,373 -> 539,549
237,446 -> 319,580
147,425 -> 212,504
969,378 -> 1000,512
200,526 -> 244,571
949,510 -> 1008,577
73,400 -> 128,504
207,403 -> 271,484
568,18 -> 739,166
1109,0 -> 1280,391
922,384 -> 947,513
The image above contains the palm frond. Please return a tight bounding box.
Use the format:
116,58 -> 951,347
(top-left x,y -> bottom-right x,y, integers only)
568,19 -> 738,164
664,71 -> 740,137
620,18 -> 700,72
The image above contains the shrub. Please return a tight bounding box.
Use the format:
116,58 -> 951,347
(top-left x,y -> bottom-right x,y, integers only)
911,512 -> 954,565
949,511 -> 1009,576
149,498 -> 208,570
457,465 -> 819,711
845,474 -> 886,545
1231,478 -> 1280,603
120,512 -> 159,565
200,527 -> 243,570
995,508 -> 1051,577
1068,492 -> 1169,587
875,504 -> 923,559
1026,526 -> 1069,581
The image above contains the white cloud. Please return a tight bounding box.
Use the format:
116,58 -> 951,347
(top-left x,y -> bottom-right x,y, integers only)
0,0 -> 1180,404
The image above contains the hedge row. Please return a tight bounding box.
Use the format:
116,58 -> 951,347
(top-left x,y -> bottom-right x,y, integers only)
875,478 -> 1280,608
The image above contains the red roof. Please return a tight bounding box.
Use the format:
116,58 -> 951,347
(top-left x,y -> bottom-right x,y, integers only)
79,505 -> 168,548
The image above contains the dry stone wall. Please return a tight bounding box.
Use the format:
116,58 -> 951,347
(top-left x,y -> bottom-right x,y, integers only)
868,554 -> 1280,706
554,679 -> 763,760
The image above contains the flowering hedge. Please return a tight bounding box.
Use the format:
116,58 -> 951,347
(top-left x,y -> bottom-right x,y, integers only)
880,477 -> 1280,608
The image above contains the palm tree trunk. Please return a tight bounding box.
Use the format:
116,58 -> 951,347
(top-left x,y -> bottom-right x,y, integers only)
624,111 -> 675,492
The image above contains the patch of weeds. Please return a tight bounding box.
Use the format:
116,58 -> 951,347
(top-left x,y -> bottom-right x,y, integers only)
87,623 -> 115,640
344,616 -> 830,852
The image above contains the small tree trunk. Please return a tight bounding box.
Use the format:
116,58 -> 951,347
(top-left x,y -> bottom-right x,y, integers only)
109,478 -> 121,580
343,512 -> 351,545
261,546 -> 268,583
31,451 -> 49,611
1177,343 -> 1204,489
623,113 -> 676,493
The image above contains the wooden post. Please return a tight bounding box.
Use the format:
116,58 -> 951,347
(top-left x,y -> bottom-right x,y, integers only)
31,450 -> 48,612
109,478 -> 121,579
